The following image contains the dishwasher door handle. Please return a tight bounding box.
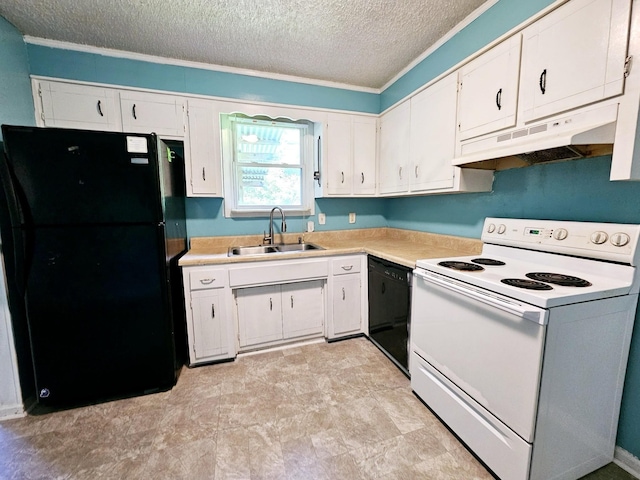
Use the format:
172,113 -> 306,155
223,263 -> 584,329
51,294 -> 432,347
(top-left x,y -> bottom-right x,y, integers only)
414,270 -> 547,325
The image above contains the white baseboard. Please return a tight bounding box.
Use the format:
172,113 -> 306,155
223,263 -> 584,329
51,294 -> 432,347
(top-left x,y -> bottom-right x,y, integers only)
615,446 -> 640,478
0,404 -> 25,421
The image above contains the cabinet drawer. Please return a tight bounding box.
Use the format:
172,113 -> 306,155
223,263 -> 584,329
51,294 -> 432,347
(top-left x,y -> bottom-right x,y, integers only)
190,269 -> 228,290
332,256 -> 361,275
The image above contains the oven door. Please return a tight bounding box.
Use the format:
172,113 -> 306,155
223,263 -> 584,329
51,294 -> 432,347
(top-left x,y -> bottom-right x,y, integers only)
411,269 -> 548,442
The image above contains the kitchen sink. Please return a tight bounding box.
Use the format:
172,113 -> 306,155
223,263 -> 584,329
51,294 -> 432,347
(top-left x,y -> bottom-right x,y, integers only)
228,242 -> 323,256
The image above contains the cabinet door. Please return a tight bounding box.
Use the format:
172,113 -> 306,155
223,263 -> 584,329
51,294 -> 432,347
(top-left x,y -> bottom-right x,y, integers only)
37,81 -> 122,131
409,73 -> 457,192
326,113 -> 353,195
281,281 -> 325,339
332,275 -> 362,337
352,117 -> 377,195
457,35 -> 521,140
191,289 -> 232,361
379,100 -> 411,195
520,0 -> 631,122
236,285 -> 283,348
185,99 -> 223,196
120,91 -> 185,137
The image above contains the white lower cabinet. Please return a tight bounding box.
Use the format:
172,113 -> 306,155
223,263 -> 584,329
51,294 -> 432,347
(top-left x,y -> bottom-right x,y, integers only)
236,280 -> 325,350
327,255 -> 365,339
183,267 -> 236,366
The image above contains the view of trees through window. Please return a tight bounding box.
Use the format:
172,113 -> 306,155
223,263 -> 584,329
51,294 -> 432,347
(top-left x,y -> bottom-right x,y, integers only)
233,118 -> 305,207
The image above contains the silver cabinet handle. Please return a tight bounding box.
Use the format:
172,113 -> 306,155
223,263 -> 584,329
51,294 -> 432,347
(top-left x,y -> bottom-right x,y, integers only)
399,167 -> 403,179
361,172 -> 365,184
415,165 -> 419,178
341,171 -> 344,183
341,265 -> 353,271
97,100 -> 103,117
202,167 -> 206,181
132,104 -> 137,120
291,295 -> 294,308
211,304 -> 215,318
199,278 -> 215,285
270,298 -> 273,311
342,287 -> 345,300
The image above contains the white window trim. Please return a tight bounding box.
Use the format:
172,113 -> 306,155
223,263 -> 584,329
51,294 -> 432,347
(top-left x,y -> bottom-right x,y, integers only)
221,113 -> 316,218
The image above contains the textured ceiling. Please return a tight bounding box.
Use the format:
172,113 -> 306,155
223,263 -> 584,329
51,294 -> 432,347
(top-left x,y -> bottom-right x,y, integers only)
0,0 -> 489,89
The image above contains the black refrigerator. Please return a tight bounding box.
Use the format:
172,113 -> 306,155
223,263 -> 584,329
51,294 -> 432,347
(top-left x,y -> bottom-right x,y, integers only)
0,125 -> 187,407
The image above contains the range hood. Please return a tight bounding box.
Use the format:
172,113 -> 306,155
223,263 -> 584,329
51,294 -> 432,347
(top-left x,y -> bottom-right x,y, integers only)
453,103 -> 618,166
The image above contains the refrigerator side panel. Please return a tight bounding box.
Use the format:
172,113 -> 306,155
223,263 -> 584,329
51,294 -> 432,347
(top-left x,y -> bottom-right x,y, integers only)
1,126 -> 163,226
25,225 -> 176,406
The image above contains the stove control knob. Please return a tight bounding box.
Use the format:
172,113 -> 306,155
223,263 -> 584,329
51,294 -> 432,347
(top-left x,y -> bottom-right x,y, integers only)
611,232 -> 630,247
497,224 -> 507,234
487,223 -> 496,234
553,228 -> 568,240
590,231 -> 608,245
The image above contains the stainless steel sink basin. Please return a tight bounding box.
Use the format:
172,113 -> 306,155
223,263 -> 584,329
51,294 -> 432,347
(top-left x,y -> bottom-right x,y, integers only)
228,242 -> 323,256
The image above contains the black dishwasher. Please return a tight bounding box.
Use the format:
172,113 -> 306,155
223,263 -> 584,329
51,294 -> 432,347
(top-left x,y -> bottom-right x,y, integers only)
367,256 -> 411,376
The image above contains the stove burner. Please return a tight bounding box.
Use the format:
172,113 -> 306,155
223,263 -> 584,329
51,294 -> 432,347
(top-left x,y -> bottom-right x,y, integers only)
501,278 -> 554,290
438,261 -> 484,272
525,272 -> 592,287
471,258 -> 506,266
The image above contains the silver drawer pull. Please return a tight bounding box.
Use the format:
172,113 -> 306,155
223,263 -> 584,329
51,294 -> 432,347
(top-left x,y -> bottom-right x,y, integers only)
341,265 -> 353,271
342,287 -> 345,300
199,278 -> 215,285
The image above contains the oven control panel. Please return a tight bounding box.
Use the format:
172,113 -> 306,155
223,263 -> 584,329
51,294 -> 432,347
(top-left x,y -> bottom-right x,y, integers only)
482,218 -> 640,265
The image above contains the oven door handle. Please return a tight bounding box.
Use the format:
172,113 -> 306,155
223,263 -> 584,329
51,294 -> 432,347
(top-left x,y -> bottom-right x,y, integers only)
414,270 -> 547,325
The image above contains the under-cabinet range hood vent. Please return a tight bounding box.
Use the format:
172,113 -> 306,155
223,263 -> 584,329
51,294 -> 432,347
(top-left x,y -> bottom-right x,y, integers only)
453,103 -> 618,167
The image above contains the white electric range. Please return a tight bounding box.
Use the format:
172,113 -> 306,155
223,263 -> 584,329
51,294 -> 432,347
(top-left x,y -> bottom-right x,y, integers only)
410,217 -> 640,480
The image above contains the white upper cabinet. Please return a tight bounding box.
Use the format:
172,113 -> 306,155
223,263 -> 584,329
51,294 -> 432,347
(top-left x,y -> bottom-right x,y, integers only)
36,80 -> 122,131
185,99 -> 223,197
520,0 -> 631,123
325,113 -> 376,196
457,35 -> 522,141
120,90 -> 186,137
378,100 -> 411,195
409,73 -> 458,192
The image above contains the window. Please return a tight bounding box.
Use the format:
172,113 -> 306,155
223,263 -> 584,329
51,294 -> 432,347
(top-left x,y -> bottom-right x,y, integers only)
221,114 -> 315,217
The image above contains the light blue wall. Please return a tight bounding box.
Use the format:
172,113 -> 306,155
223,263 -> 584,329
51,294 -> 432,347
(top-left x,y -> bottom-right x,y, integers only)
0,17 -> 34,137
26,45 -> 380,114
186,197 -> 388,237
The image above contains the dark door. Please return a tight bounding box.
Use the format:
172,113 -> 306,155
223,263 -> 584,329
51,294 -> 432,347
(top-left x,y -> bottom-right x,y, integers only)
25,224 -> 176,406
2,126 -> 162,226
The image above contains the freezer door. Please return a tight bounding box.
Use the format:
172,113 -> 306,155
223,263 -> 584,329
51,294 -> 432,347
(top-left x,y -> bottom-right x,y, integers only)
1,126 -> 162,225
25,224 -> 176,405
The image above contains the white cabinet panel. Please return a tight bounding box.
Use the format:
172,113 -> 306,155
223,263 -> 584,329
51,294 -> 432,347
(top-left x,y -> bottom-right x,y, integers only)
282,281 -> 324,339
332,275 -> 362,337
236,285 -> 283,348
120,91 -> 185,137
520,0 -> 631,122
458,35 -> 522,140
325,113 -> 376,196
379,100 -> 411,195
191,289 -> 231,360
185,99 -> 223,196
37,81 -> 122,131
410,73 -> 458,192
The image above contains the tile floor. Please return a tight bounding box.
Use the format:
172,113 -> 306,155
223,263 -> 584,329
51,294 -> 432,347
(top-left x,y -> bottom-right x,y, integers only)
0,337 -> 637,480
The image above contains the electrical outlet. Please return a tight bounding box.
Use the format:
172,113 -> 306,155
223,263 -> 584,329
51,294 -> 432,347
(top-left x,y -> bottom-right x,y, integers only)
318,213 -> 326,225
349,212 -> 356,224
307,221 -> 314,232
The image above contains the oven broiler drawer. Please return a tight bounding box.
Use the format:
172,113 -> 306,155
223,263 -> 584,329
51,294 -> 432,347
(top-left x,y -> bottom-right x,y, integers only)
411,351 -> 532,480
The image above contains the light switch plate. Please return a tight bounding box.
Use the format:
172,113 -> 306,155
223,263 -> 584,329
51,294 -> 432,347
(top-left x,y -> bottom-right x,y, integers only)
318,213 -> 326,225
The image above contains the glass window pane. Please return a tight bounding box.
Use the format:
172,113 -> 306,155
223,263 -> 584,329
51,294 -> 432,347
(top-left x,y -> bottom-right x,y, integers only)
235,122 -> 301,166
237,166 -> 302,206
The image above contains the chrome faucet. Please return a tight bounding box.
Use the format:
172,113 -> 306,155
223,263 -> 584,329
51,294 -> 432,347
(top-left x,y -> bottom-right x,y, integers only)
263,207 -> 286,245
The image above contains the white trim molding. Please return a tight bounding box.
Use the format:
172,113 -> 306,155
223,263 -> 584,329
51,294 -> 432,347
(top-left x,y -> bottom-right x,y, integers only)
615,446 -> 640,478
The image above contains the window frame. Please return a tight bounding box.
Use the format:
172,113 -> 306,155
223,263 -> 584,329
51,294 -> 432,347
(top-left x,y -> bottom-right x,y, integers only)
221,113 -> 316,218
